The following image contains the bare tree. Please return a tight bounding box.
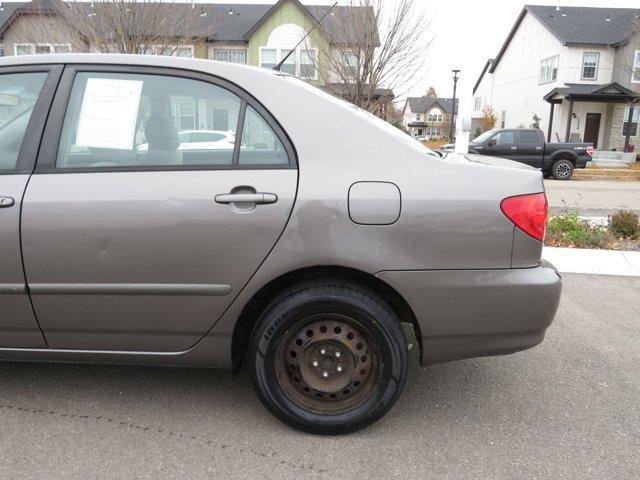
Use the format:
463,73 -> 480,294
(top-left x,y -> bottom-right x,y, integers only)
425,86 -> 437,98
11,0 -> 217,56
313,0 -> 432,114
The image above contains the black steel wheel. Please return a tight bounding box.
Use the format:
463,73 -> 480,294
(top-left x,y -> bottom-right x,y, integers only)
249,280 -> 407,435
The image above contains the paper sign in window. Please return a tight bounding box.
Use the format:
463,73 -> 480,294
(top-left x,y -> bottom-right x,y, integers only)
75,78 -> 143,150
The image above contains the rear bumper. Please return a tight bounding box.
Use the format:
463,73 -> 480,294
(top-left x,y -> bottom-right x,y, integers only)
376,261 -> 562,365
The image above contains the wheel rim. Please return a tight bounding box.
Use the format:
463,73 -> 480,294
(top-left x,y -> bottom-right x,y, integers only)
556,162 -> 571,178
275,314 -> 380,415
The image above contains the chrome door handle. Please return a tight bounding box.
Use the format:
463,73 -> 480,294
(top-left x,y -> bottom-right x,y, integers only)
0,197 -> 15,208
215,193 -> 278,205
510,146 -> 518,150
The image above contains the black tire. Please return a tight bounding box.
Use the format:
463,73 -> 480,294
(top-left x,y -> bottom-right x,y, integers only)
542,171 -> 552,179
249,280 -> 408,435
551,159 -> 574,180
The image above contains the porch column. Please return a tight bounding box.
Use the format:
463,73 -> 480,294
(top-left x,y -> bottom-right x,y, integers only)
624,104 -> 635,152
564,99 -> 574,142
547,102 -> 555,142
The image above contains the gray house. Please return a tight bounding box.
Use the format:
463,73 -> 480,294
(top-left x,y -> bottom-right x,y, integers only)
473,5 -> 640,155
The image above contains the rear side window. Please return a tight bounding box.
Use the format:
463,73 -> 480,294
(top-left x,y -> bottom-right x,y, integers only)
55,71 -> 290,169
518,131 -> 540,144
0,72 -> 47,172
239,106 -> 288,165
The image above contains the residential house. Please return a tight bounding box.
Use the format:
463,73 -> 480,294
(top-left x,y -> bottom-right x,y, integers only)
0,0 -> 393,118
472,5 -> 640,152
402,97 -> 458,139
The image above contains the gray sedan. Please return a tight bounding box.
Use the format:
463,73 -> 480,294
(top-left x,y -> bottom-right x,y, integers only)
0,54 -> 561,434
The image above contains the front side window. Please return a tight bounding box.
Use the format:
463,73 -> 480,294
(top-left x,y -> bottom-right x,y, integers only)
56,71 -> 290,169
622,106 -> 640,136
539,56 -> 559,84
582,52 -> 599,80
492,131 -> 515,145
0,72 -> 48,171
632,51 -> 640,83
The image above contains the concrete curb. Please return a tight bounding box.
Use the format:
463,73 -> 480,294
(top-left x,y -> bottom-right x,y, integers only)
543,246 -> 640,277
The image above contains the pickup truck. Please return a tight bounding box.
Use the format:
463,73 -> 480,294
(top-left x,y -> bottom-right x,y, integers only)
468,128 -> 593,180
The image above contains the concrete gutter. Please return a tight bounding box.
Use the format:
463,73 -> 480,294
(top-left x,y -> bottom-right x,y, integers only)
543,246 -> 640,277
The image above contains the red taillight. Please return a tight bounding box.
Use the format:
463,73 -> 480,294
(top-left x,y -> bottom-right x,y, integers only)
500,193 -> 548,242
586,146 -> 594,156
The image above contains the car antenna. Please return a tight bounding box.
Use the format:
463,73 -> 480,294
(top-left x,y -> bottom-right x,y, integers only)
273,1 -> 338,72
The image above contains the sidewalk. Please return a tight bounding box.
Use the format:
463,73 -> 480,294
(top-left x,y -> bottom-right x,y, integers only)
543,246 -> 640,277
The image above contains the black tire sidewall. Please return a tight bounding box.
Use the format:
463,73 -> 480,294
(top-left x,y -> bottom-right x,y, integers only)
250,286 -> 407,435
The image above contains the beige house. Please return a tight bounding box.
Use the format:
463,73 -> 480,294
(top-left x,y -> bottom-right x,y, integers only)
0,0 -> 393,119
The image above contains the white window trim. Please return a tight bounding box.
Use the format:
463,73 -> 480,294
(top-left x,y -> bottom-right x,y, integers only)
632,50 -> 640,84
259,46 -> 318,81
581,52 -> 599,81
212,48 -> 247,64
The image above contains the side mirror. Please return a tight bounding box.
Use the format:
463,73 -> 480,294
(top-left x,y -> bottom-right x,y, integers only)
487,139 -> 497,147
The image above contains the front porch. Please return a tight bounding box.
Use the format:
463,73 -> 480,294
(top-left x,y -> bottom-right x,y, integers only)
544,83 -> 640,156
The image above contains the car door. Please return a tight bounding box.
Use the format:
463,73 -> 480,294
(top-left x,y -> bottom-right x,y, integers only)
21,66 -> 297,352
517,130 -> 544,168
484,130 -> 517,160
0,65 -> 61,348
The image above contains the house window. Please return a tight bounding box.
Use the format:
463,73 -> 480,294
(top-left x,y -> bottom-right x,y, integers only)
539,55 -> 559,84
582,52 -> 599,80
632,51 -> 640,83
300,50 -> 316,79
0,44 -> 4,57
474,96 -> 482,111
143,45 -> 194,58
170,98 -> 196,131
260,48 -> 277,69
501,110 -> 506,128
427,108 -> 443,122
213,49 -> 247,64
259,47 -> 317,80
622,106 -> 640,136
14,43 -> 72,55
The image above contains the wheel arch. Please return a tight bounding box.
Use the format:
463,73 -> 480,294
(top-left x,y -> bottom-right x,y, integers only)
549,150 -> 578,163
231,265 -> 421,373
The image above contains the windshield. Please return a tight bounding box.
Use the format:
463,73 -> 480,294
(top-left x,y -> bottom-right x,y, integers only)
472,130 -> 497,143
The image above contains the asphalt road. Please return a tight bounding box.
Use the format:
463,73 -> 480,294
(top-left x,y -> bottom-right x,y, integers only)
1,274 -> 639,479
545,179 -> 640,216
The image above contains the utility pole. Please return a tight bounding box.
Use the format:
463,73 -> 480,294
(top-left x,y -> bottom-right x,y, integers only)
449,69 -> 460,140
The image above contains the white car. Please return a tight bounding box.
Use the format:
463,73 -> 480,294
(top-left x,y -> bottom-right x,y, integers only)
138,130 -> 235,151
